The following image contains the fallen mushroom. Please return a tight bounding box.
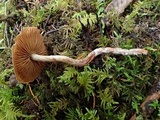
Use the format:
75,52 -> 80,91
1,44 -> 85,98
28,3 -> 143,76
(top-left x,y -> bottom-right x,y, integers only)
12,27 -> 148,104
12,27 -> 48,104
12,27 -> 148,84
12,27 -> 47,84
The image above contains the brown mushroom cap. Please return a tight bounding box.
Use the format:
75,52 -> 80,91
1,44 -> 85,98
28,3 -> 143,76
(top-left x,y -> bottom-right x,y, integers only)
12,27 -> 47,84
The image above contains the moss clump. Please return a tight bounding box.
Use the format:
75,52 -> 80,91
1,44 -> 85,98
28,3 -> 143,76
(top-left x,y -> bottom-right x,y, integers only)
0,0 -> 160,119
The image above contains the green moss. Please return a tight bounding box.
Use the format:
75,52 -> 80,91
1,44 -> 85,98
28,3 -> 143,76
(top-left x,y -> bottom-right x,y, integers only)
0,0 -> 160,119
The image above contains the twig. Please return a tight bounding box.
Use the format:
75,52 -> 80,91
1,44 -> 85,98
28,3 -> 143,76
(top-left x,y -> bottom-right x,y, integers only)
28,84 -> 40,105
43,29 -> 59,37
103,0 -> 133,26
105,0 -> 133,15
130,80 -> 160,120
93,93 -> 96,108
44,14 -> 51,29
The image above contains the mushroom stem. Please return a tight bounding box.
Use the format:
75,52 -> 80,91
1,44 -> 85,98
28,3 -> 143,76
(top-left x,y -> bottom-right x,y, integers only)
31,47 -> 148,67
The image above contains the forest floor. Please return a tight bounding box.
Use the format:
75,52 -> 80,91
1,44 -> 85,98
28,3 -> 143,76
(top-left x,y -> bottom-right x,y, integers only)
0,0 -> 160,120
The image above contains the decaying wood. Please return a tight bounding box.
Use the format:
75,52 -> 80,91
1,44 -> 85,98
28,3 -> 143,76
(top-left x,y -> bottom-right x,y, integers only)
105,0 -> 133,15
130,80 -> 160,120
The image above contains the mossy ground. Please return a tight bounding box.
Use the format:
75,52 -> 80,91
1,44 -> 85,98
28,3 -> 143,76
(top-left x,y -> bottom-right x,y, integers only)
0,0 -> 160,120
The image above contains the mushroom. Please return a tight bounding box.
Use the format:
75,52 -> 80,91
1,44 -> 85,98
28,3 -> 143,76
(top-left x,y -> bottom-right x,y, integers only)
12,27 -> 47,104
12,27 -> 148,104
12,27 -> 47,84
12,27 -> 148,84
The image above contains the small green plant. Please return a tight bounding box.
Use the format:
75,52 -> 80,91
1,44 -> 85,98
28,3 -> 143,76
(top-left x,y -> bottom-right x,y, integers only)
66,108 -> 99,120
0,1 -> 6,49
49,98 -> 68,118
122,0 -> 160,33
0,68 -> 34,120
149,100 -> 160,117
